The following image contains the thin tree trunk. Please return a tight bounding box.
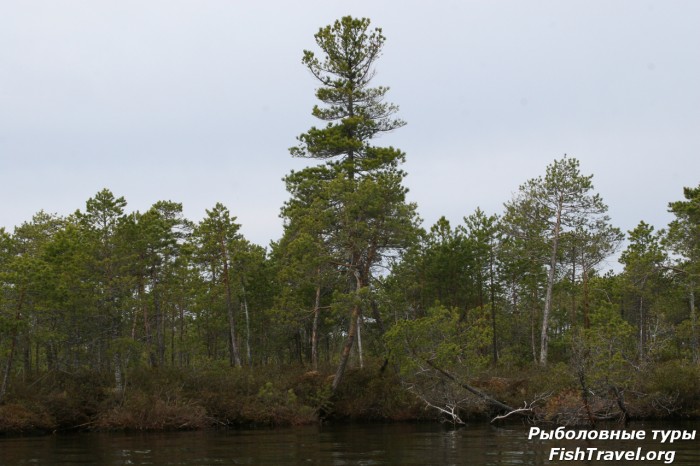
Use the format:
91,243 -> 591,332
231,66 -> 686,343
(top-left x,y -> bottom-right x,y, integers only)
140,279 -> 155,367
154,277 -> 165,367
578,366 -> 596,426
357,314 -> 364,369
222,257 -> 242,368
639,296 -> 645,361
571,247 -> 577,327
332,269 -> 364,392
295,330 -> 304,365
311,281 -> 321,371
332,304 -> 360,392
112,301 -> 124,394
113,351 -> 123,395
490,250 -> 497,365
540,202 -> 562,366
531,307 -> 538,365
241,283 -> 251,366
170,306 -> 175,367
1,290 -> 26,404
0,336 -> 17,404
690,287 -> 698,364
179,301 -> 185,367
582,268 -> 591,329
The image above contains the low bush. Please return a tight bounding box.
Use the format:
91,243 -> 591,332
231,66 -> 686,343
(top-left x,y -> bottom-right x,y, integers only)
95,391 -> 208,431
0,403 -> 55,434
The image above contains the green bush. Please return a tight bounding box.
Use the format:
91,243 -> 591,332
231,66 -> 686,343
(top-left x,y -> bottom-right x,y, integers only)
643,360 -> 700,417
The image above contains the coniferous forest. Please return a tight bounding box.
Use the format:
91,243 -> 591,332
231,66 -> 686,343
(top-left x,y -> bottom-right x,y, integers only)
2,17 -> 699,433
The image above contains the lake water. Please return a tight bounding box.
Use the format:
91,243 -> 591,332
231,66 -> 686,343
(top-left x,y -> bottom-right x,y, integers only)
1,421 -> 698,465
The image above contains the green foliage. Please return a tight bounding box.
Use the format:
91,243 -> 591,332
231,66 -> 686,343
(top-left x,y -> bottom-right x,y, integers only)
571,303 -> 636,389
2,17 -> 700,430
502,156 -> 615,366
643,360 -> 700,414
282,15 -> 419,390
619,221 -> 671,362
620,221 -> 666,277
384,212 -> 500,328
291,16 -> 405,175
385,305 -> 492,377
666,184 -> 700,264
528,363 -> 577,395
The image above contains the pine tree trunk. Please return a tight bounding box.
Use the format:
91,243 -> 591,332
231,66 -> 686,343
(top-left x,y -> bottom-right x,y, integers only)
223,257 -> 242,368
332,304 -> 360,392
638,295 -> 645,361
154,277 -> 165,367
357,314 -> 364,369
540,201 -> 562,366
311,281 -> 321,371
531,288 -> 539,365
1,291 -> 26,404
113,351 -> 123,395
582,268 -> 591,329
241,283 -> 252,366
490,251 -> 498,365
178,302 -> 185,367
690,287 -> 698,364
332,272 -> 363,392
570,248 -> 577,327
0,336 -> 17,404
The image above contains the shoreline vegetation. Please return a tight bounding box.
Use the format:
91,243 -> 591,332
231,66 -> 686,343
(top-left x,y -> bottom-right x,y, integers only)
3,17 -> 700,436
1,361 -> 699,435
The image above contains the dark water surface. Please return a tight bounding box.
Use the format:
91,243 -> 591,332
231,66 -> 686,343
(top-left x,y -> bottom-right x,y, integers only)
1,421 -> 698,465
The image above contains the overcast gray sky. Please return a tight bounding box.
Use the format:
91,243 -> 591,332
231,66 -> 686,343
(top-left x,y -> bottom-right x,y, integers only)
2,1 -> 699,268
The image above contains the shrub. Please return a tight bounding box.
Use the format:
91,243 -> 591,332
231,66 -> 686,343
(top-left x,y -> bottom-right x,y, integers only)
95,390 -> 209,431
0,403 -> 55,433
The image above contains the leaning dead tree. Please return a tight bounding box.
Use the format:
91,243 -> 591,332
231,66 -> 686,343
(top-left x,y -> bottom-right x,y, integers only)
423,359 -> 515,414
385,308 -> 547,424
415,359 -> 549,424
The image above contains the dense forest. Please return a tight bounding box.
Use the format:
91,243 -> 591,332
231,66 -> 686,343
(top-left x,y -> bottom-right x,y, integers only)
1,17 -> 699,432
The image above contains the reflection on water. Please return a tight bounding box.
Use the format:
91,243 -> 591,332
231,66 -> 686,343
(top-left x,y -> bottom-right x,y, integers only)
0,421 -> 698,465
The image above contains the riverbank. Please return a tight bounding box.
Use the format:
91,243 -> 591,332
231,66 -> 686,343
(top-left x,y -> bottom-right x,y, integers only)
1,362 -> 698,435
0,364 -> 423,434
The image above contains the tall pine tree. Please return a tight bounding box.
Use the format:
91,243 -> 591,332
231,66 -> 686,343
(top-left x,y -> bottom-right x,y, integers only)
286,16 -> 417,390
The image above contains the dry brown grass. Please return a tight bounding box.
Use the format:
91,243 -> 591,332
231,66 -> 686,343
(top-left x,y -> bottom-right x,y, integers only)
0,403 -> 56,433
95,392 -> 209,431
